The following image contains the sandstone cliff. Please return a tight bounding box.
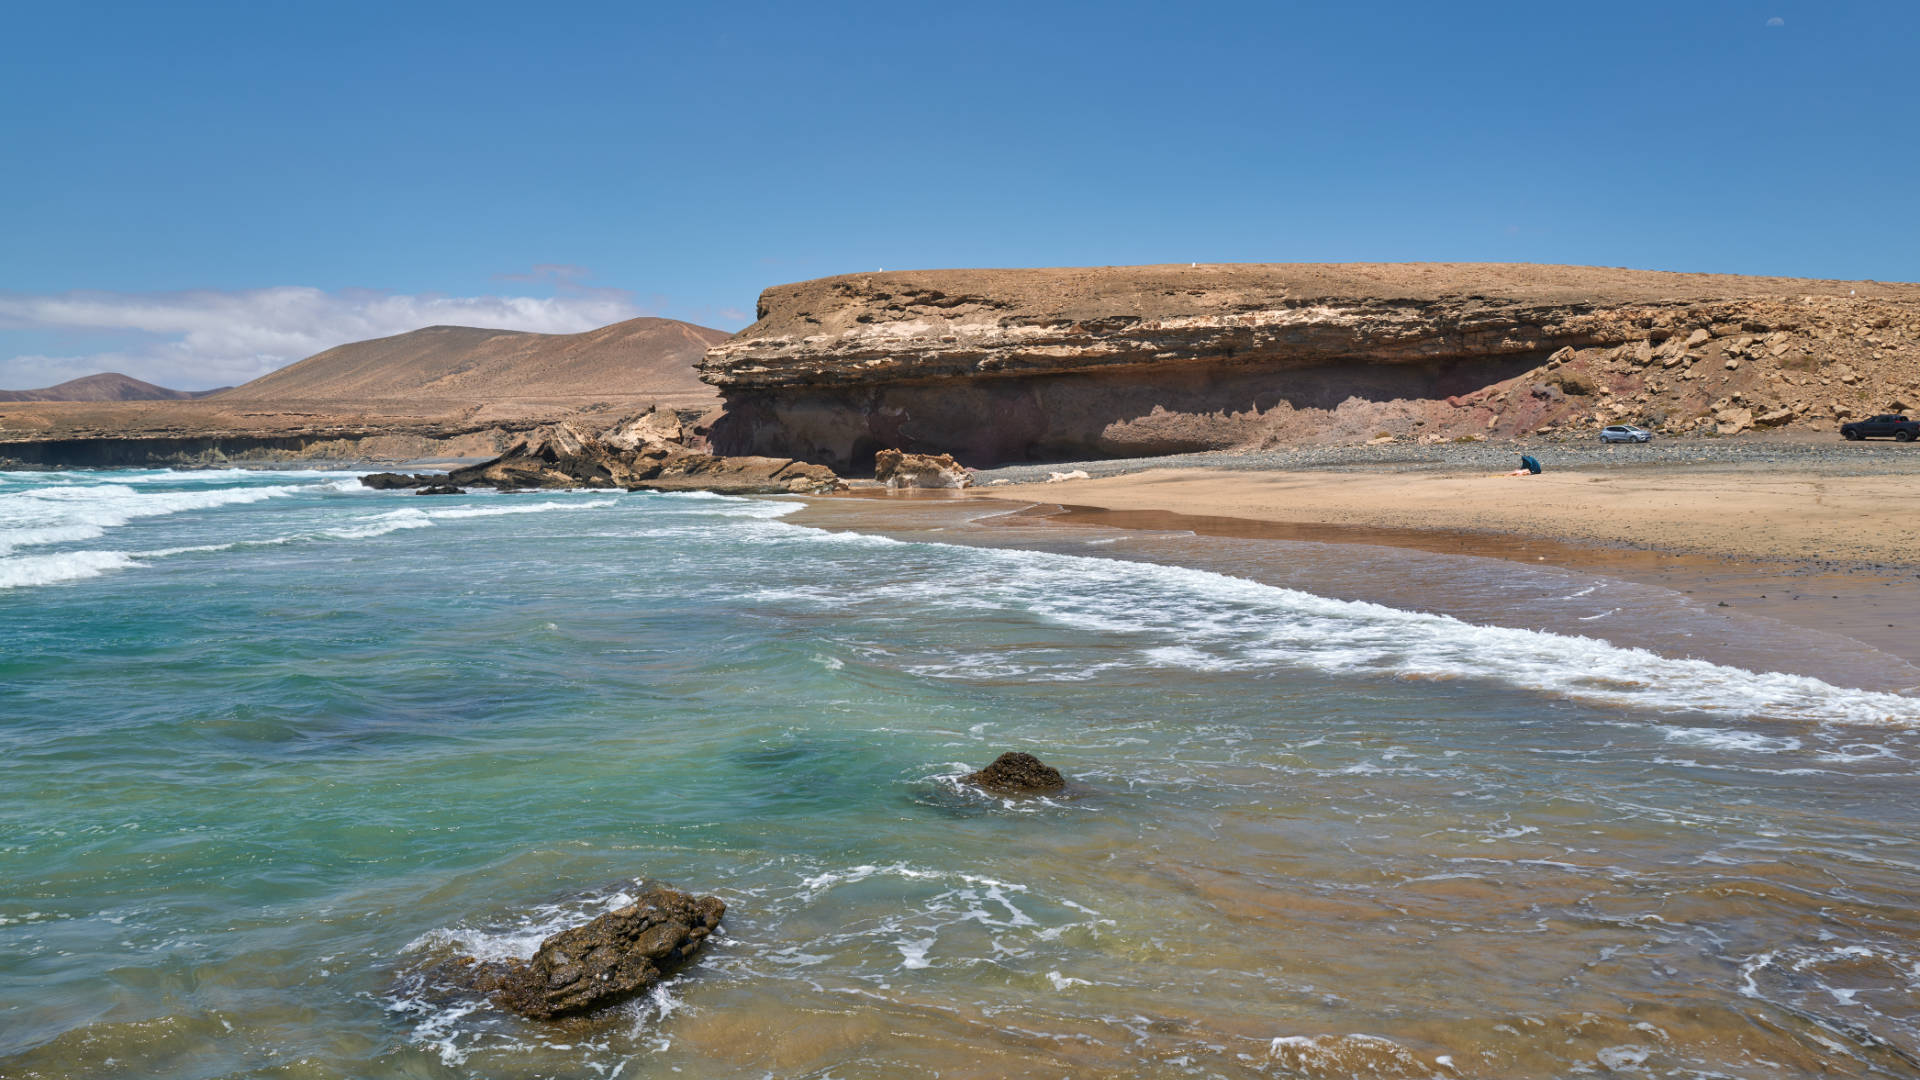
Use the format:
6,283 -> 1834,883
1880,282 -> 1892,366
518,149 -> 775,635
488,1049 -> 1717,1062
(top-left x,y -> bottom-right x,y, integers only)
700,264 -> 1920,469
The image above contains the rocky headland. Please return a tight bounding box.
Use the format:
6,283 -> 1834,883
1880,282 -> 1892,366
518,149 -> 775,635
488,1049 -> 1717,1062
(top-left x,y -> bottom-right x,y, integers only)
701,263 -> 1920,469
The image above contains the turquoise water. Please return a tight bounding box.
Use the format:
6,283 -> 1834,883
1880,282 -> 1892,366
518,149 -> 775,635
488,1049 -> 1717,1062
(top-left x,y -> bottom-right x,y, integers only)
4,469 -> 1920,1078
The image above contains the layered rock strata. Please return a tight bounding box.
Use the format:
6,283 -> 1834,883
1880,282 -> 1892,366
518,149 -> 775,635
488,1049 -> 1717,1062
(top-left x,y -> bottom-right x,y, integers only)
700,264 -> 1920,468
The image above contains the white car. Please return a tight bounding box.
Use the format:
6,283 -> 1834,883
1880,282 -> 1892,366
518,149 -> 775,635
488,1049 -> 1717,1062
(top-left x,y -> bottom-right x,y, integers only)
1599,425 -> 1653,443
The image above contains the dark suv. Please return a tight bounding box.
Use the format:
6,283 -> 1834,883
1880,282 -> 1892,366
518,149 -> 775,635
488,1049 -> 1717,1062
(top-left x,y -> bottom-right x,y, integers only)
1840,414 -> 1920,442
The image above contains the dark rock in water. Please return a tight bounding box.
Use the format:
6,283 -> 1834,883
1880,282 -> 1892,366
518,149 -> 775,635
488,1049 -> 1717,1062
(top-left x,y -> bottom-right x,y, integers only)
415,484 -> 465,495
360,471 -> 435,490
472,884 -> 725,1020
440,417 -> 844,494
962,751 -> 1066,794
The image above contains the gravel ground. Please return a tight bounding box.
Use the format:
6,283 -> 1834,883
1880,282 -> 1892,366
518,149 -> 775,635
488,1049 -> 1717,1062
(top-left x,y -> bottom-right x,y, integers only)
970,436 -> 1920,484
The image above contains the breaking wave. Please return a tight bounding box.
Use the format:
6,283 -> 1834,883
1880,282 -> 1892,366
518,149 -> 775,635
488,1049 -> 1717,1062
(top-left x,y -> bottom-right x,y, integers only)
0,481 -> 310,555
737,514 -> 1920,727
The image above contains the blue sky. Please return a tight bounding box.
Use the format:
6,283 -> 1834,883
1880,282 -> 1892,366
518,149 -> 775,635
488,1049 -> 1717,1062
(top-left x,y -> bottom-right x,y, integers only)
2,0 -> 1915,389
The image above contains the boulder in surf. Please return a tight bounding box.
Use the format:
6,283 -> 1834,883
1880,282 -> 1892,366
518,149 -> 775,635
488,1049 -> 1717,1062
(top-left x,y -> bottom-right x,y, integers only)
467,884 -> 726,1020
962,751 -> 1067,794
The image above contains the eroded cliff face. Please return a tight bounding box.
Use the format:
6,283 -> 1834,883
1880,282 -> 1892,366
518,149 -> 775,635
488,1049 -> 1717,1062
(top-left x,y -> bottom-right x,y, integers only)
699,264 -> 1920,469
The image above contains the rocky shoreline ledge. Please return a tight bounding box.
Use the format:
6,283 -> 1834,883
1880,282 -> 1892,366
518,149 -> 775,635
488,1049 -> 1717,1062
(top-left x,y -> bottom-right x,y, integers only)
361,409 -> 844,495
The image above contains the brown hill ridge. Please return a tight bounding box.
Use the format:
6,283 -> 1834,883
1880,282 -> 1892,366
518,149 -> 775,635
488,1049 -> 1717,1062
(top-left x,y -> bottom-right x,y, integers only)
0,372 -> 229,403
0,316 -> 730,468
222,315 -> 726,408
702,262 -> 1920,468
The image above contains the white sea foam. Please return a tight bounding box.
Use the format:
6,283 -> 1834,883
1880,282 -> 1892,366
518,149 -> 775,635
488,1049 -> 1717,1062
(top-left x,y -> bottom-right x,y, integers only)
1267,1033 -> 1428,1075
323,498 -> 621,540
401,884 -> 642,964
422,498 -> 618,520
0,475 -> 625,588
896,937 -> 935,969
111,468 -> 358,483
0,481 -> 309,555
0,550 -> 140,589
327,508 -> 436,540
1659,726 -> 1802,753
749,517 -> 1920,726
1595,1045 -> 1653,1071
0,523 -> 107,553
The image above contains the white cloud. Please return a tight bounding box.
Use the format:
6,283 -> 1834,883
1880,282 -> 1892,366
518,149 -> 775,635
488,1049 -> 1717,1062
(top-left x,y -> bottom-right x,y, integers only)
1766,16 -> 1785,26
0,286 -> 641,391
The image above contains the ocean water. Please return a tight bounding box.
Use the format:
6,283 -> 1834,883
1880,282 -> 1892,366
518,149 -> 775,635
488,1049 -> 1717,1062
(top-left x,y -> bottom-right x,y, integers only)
4,468 -> 1920,1078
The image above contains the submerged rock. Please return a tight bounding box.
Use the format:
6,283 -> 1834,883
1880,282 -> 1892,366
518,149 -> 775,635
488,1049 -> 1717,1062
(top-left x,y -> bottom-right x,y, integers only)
415,484 -> 465,496
962,752 -> 1066,794
873,449 -> 971,489
468,884 -> 726,1021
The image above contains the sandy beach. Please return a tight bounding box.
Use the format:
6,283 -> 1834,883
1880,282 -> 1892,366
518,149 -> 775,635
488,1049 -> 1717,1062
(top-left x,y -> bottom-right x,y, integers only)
923,444 -> 1920,680
971,450 -> 1920,567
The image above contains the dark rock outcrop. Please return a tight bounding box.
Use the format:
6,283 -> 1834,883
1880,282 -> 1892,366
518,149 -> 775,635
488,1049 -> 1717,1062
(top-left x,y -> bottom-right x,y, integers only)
699,264 -> 1920,465
416,484 -> 465,495
360,471 -> 439,490
469,885 -> 726,1021
962,752 -> 1067,795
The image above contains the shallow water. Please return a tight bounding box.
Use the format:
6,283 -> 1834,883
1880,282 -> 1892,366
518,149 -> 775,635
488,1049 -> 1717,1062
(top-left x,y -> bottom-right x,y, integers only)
3,470 -> 1919,1078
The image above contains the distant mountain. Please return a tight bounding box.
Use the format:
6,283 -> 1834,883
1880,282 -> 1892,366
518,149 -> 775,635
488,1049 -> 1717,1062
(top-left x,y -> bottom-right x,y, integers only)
219,316 -> 728,408
0,372 -> 230,402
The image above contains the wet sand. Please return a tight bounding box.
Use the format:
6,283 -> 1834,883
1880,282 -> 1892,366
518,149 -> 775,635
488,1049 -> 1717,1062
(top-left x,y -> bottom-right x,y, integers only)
923,463 -> 1920,677
790,497 -> 1920,698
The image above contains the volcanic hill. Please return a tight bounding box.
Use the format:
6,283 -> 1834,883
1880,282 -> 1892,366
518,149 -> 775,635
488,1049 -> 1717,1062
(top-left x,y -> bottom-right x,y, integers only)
0,316 -> 729,467
220,316 -> 725,407
0,373 -> 229,403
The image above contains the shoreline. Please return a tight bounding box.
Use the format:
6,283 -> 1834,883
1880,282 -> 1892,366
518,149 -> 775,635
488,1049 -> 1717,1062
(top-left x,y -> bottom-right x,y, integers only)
952,448 -> 1920,675
791,453 -> 1920,694
999,497 -> 1920,680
